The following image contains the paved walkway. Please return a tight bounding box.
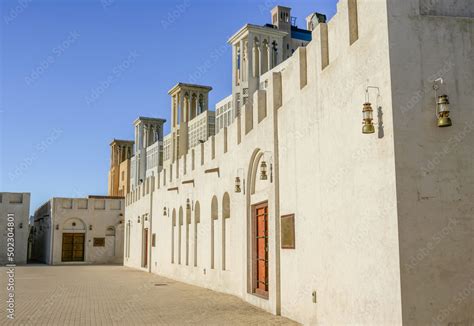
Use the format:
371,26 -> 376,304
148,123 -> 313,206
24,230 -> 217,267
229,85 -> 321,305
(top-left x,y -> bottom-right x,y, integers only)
0,265 -> 297,325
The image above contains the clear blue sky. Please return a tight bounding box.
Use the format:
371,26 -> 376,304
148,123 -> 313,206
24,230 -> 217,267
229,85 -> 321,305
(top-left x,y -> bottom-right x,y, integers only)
0,0 -> 337,211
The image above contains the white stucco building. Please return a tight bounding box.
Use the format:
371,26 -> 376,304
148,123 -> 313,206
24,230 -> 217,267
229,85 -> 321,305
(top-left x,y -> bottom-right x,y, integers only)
122,2 -> 473,325
31,196 -> 124,265
0,192 -> 30,265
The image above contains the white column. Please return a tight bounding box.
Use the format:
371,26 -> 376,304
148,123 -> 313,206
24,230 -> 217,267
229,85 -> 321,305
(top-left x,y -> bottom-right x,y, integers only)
179,93 -> 184,125
239,39 -> 244,84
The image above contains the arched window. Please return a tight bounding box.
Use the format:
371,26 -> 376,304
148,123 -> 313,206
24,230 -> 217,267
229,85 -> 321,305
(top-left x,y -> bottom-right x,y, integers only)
222,193 -> 230,271
272,41 -> 278,68
198,94 -> 204,114
186,205 -> 191,266
171,209 -> 176,264
253,37 -> 260,78
194,201 -> 200,267
178,207 -> 183,264
211,196 -> 218,269
261,40 -> 269,74
191,94 -> 197,120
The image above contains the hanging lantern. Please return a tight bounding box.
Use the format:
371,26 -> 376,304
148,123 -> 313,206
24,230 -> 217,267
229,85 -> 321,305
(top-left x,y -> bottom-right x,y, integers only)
260,161 -> 268,180
235,177 -> 242,193
89,225 -> 93,231
163,207 -> 167,216
137,216 -> 141,224
362,102 -> 375,134
437,95 -> 452,128
186,199 -> 191,210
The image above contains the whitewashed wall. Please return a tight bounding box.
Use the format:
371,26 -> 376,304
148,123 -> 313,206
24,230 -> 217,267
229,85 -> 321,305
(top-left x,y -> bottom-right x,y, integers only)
124,0 -> 473,324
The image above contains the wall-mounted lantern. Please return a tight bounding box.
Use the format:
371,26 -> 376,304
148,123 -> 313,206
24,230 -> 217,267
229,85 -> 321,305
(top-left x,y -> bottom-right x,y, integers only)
260,161 -> 268,180
55,224 -> 59,230
235,168 -> 245,194
19,222 -> 23,229
434,78 -> 452,128
362,102 -> 375,134
89,225 -> 93,231
362,86 -> 380,134
137,216 -> 141,223
163,207 -> 167,216
235,177 -> 242,193
186,198 -> 191,210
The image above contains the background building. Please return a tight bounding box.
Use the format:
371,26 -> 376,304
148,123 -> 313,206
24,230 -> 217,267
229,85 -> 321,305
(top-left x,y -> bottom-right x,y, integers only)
229,6 -> 314,117
0,192 -> 30,265
130,117 -> 166,189
108,139 -> 134,197
31,196 -> 124,265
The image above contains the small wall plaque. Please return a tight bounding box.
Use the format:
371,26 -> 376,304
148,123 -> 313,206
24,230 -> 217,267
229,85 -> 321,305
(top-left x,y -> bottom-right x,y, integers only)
93,238 -> 105,247
281,214 -> 295,249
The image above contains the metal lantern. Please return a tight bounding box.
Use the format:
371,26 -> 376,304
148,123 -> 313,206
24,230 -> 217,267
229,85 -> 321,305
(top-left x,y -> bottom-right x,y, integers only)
362,102 -> 375,134
137,216 -> 141,224
163,207 -> 167,216
89,225 -> 93,231
186,199 -> 191,210
437,95 -> 452,128
260,161 -> 268,180
235,177 -> 242,193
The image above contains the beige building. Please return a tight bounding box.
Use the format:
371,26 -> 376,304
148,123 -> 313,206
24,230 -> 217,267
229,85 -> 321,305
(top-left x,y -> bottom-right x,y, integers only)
31,196 -> 124,265
130,117 -> 166,188
0,192 -> 30,265
108,139 -> 134,197
122,2 -> 473,325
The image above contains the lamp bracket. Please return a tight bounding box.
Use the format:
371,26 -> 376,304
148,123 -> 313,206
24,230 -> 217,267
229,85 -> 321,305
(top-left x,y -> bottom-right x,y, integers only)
365,86 -> 380,103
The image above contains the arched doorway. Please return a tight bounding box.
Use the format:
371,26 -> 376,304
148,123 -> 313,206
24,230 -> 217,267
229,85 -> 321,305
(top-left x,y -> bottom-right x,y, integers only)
247,149 -> 270,298
61,218 -> 86,262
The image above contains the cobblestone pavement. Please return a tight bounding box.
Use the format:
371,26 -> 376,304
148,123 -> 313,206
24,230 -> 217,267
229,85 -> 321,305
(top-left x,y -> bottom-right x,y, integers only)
0,265 -> 297,325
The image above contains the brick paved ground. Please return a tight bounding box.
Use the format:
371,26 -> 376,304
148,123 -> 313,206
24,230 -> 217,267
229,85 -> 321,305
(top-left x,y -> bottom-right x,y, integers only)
0,265 -> 297,325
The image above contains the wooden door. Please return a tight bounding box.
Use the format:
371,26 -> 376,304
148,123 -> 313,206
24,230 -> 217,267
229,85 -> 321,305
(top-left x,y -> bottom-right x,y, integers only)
255,203 -> 268,296
143,228 -> 148,268
62,233 -> 85,262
